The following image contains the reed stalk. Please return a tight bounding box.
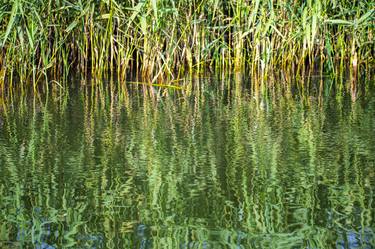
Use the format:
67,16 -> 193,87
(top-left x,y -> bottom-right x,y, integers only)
0,0 -> 373,90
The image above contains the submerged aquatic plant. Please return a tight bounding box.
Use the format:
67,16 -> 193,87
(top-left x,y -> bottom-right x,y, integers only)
0,0 -> 374,90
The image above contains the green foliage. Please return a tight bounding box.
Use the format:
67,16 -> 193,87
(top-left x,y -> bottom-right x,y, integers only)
0,0 -> 374,89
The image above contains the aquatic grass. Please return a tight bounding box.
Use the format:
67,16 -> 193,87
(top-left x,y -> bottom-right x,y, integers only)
0,0 -> 374,91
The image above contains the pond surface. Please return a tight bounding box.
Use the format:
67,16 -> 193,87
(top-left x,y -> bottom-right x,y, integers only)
0,77 -> 374,248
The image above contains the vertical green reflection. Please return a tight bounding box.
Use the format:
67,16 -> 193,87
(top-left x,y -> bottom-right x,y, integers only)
0,79 -> 374,248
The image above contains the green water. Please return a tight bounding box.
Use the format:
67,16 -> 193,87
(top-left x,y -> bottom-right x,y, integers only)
0,79 -> 374,248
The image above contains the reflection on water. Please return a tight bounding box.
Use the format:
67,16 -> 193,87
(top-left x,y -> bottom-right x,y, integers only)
0,77 -> 374,248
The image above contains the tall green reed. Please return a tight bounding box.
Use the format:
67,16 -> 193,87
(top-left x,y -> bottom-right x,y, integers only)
0,0 -> 373,91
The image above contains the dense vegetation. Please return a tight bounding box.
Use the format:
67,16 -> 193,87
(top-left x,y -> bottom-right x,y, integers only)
0,0 -> 374,90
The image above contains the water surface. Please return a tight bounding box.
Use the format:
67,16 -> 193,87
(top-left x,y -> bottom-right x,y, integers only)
0,78 -> 374,248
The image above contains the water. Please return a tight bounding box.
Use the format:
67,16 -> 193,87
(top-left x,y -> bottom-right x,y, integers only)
0,78 -> 374,248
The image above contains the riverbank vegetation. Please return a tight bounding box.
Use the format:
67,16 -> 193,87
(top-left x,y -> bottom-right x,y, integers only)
0,0 -> 374,90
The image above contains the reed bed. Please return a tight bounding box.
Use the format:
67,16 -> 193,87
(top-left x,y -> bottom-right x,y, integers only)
0,0 -> 374,90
